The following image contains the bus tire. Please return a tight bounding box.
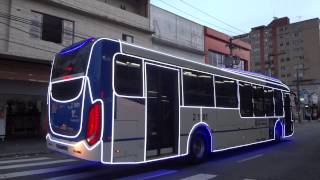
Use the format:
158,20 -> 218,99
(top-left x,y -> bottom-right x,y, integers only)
189,131 -> 209,163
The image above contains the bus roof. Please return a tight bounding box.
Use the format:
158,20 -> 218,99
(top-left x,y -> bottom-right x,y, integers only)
97,38 -> 290,91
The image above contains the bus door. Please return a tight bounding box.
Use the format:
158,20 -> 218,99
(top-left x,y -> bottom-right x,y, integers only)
284,94 -> 293,136
145,63 -> 179,159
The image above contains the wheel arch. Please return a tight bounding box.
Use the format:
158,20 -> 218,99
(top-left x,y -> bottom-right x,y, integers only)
186,122 -> 213,154
274,119 -> 284,139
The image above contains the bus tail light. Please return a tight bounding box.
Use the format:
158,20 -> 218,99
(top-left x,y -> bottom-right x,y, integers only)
86,103 -> 101,146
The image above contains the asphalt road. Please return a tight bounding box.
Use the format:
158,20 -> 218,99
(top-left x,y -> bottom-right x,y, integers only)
0,121 -> 319,180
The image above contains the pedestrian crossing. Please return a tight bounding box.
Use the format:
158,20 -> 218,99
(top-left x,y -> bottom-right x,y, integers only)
0,155 -> 257,180
0,155 -> 88,179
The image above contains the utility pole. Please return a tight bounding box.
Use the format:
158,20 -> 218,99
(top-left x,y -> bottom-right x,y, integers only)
296,66 -> 302,123
295,62 -> 307,123
227,34 -> 249,68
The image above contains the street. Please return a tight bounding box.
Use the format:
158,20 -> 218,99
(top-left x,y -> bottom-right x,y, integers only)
0,121 -> 319,180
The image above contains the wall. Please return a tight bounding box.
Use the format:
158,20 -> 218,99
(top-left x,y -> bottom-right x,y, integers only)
150,5 -> 204,63
0,0 -> 152,62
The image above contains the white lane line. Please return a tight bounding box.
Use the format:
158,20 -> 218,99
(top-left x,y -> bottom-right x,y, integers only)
0,157 -> 51,165
0,159 -> 77,170
237,154 -> 263,163
45,170 -> 104,180
118,169 -> 178,180
0,163 -> 91,179
180,173 -> 217,180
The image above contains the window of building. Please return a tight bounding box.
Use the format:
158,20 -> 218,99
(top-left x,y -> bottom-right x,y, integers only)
114,54 -> 142,96
30,11 -> 74,45
274,90 -> 283,116
208,51 -> 226,68
215,76 -> 238,108
253,85 -> 264,116
264,88 -> 274,116
122,34 -> 134,43
183,70 -> 214,107
239,82 -> 253,117
120,3 -> 126,10
208,51 -> 245,70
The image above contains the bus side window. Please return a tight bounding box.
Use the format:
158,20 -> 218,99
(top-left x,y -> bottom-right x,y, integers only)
274,90 -> 284,116
253,85 -> 264,117
215,76 -> 238,108
183,70 -> 214,107
114,54 -> 142,96
239,82 -> 253,117
264,88 -> 274,116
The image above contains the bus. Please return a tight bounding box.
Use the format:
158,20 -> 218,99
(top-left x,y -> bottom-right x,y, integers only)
46,37 -> 294,164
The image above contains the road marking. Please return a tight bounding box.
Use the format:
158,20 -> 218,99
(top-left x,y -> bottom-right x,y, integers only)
181,173 -> 217,180
118,169 -> 178,180
237,154 -> 263,163
244,179 -> 256,180
0,163 -> 91,179
45,170 -> 104,180
0,159 -> 77,170
0,157 -> 51,165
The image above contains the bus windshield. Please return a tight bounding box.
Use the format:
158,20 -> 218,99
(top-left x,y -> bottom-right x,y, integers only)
52,38 -> 95,80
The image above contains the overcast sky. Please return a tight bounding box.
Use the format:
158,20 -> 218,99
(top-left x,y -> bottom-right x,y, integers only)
151,0 -> 320,36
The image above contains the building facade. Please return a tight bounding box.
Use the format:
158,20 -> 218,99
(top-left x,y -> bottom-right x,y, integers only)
0,0 -> 152,140
249,17 -> 320,119
150,5 -> 205,63
204,27 -> 251,70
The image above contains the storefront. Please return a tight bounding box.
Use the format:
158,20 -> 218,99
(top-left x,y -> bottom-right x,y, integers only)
0,59 -> 50,140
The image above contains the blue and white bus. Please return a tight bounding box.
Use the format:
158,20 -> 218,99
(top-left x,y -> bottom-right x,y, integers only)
46,37 -> 294,164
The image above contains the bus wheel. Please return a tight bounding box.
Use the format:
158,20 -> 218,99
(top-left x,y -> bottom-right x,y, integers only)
189,131 -> 209,163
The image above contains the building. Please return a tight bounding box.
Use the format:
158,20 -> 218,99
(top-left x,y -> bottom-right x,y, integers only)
249,17 -> 290,76
249,17 -> 320,119
204,27 -> 251,70
0,0 -> 152,140
150,5 -> 205,63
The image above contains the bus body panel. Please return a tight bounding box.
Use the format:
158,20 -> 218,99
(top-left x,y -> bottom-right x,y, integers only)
113,96 -> 145,162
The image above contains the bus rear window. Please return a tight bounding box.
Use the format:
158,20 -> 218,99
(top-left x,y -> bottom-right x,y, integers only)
52,38 -> 94,79
51,78 -> 83,101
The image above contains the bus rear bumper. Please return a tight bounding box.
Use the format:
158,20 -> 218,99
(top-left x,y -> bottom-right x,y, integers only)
46,134 -> 101,162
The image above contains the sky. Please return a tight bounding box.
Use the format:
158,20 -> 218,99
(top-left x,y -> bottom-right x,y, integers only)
151,0 -> 320,36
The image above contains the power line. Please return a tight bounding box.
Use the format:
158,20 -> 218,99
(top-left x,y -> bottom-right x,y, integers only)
0,37 -> 57,54
155,0 -> 239,35
179,0 -> 247,34
0,11 -> 89,40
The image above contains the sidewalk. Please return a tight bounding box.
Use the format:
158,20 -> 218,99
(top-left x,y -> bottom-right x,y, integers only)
0,137 -> 50,159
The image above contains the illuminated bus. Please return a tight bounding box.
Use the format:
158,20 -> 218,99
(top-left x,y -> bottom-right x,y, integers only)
46,37 -> 293,164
